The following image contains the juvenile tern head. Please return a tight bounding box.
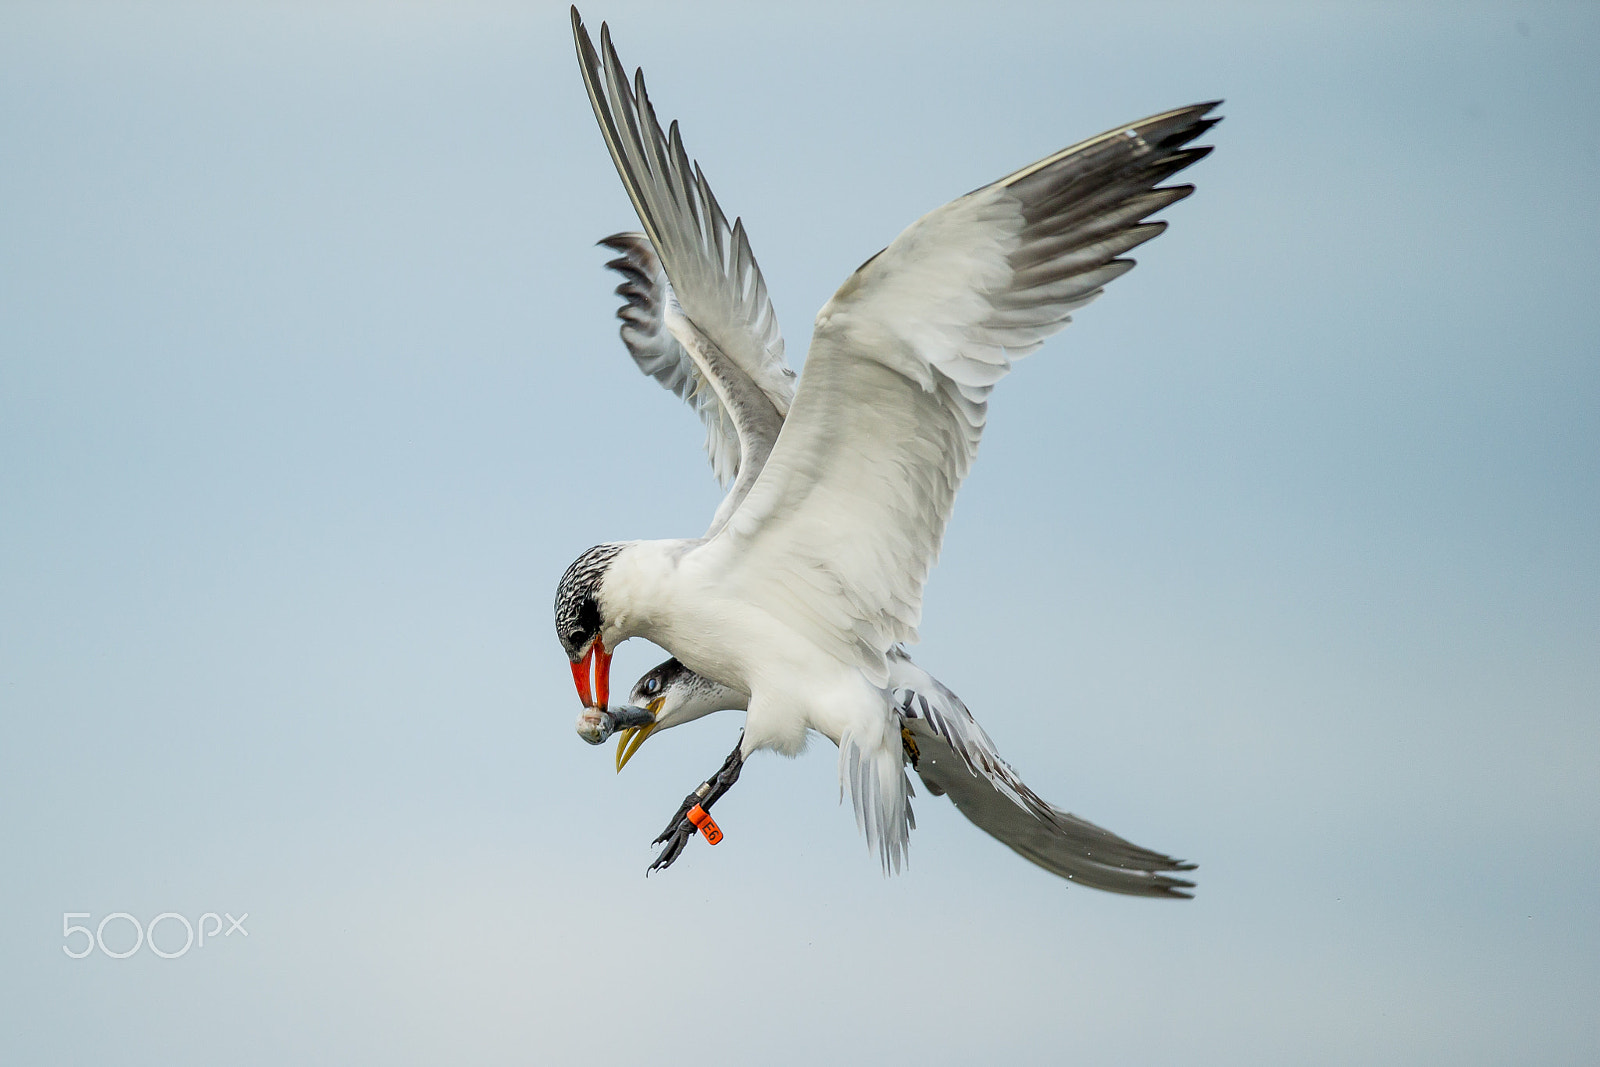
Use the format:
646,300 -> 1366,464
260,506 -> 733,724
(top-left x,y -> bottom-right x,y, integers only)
613,658 -> 746,771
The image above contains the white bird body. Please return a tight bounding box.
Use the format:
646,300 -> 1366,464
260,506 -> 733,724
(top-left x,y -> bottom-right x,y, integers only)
601,540 -> 876,759
593,535 -> 916,862
556,9 -> 1218,876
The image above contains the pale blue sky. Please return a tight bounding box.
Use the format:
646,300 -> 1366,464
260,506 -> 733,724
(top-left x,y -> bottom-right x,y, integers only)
2,2 -> 1597,1063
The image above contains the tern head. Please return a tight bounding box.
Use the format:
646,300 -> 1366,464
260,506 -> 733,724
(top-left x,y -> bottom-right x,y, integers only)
554,542 -> 629,713
613,658 -> 747,772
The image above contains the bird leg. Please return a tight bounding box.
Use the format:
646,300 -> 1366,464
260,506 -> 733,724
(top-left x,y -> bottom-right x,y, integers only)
900,725 -> 920,769
647,732 -> 745,875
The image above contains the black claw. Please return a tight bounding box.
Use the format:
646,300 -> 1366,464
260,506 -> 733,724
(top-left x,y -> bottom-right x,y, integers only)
654,792 -> 703,845
642,731 -> 746,876
647,821 -> 695,874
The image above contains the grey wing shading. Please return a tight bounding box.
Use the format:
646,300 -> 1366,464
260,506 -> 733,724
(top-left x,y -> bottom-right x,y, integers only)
599,232 -> 741,492
890,652 -> 1196,898
573,12 -> 796,534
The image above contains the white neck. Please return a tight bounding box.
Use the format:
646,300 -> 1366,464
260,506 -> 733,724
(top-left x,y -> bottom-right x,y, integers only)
596,538 -> 698,648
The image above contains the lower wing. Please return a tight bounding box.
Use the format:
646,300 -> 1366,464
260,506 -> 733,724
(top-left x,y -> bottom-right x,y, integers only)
893,655 -> 1195,898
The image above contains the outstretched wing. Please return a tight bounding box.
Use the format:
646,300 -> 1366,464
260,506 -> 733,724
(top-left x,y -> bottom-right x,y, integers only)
708,103 -> 1221,682
891,653 -> 1195,897
598,232 -> 744,496
574,12 -> 796,533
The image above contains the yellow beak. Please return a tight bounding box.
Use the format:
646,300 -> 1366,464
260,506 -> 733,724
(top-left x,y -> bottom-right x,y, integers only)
614,698 -> 663,772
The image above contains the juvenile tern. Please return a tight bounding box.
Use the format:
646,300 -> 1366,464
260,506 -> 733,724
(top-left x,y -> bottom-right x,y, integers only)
555,7 -> 1218,876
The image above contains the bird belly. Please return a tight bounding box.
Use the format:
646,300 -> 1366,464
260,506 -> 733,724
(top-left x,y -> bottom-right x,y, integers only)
619,556 -> 894,758
742,655 -> 893,760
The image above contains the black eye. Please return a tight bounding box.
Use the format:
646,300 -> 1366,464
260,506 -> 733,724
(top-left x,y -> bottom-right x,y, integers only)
567,630 -> 584,647
645,677 -> 659,695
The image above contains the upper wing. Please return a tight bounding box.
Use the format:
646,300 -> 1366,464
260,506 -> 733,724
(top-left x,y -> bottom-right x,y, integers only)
709,103 -> 1221,682
891,653 -> 1195,898
573,12 -> 796,533
598,232 -> 741,496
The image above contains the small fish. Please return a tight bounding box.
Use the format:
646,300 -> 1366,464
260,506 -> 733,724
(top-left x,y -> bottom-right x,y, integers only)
574,704 -> 656,745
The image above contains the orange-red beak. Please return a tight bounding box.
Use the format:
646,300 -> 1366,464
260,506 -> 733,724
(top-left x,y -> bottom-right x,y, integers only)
570,639 -> 613,710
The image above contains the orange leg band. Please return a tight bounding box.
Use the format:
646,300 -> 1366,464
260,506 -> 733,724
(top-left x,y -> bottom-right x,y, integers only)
686,804 -> 724,845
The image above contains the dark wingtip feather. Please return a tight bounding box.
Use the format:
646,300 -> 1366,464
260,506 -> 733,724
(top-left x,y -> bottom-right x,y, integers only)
1157,125 -> 1218,154
1162,183 -> 1196,203
606,260 -> 649,289
1148,873 -> 1198,898
1140,147 -> 1212,189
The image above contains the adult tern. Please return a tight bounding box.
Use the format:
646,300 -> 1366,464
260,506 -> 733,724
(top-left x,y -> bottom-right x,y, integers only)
555,8 -> 1218,876
577,233 -> 1196,895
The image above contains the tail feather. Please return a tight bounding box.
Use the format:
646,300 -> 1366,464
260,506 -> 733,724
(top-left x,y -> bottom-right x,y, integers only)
840,732 -> 915,875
